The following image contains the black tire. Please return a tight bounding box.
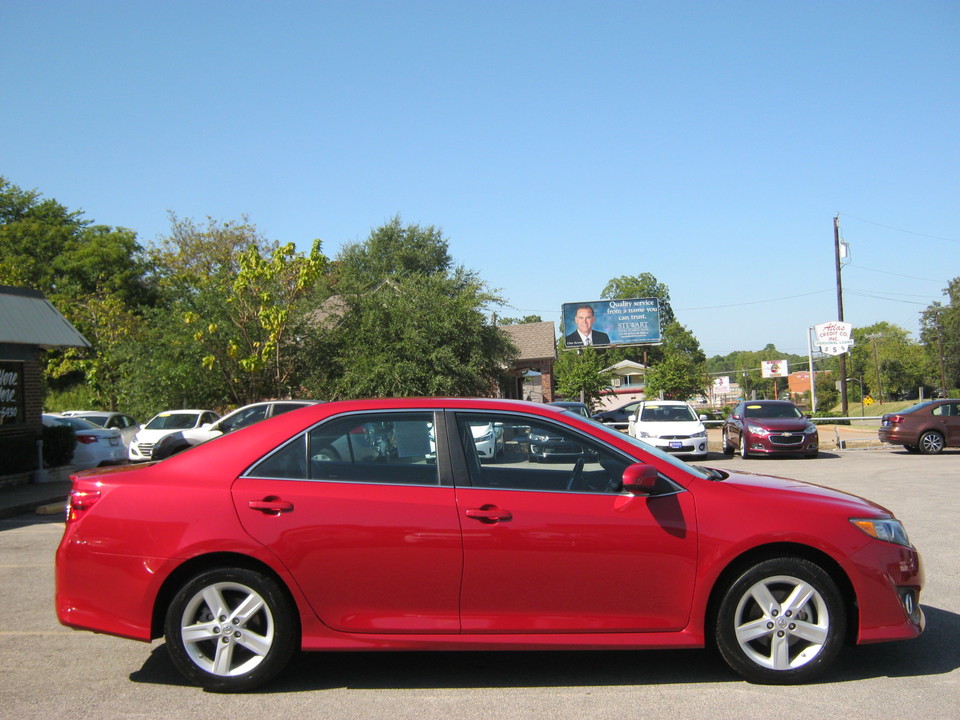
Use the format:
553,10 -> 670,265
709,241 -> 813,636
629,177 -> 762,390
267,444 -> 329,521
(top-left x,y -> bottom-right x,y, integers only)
739,433 -> 750,459
715,557 -> 846,684
804,451 -> 819,459
164,567 -> 298,692
918,431 -> 945,455
903,444 -> 920,454
722,430 -> 735,456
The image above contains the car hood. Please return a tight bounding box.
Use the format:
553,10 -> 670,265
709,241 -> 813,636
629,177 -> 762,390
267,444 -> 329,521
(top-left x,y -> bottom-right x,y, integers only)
634,420 -> 704,435
133,428 -> 185,441
743,418 -> 812,431
713,468 -> 891,515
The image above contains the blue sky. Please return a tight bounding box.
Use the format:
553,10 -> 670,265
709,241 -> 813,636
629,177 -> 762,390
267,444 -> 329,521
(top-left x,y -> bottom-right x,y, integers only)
3,1 -> 958,358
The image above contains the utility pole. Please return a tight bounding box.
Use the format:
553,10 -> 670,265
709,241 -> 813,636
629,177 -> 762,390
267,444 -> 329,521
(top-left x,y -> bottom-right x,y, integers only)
834,214 -> 848,414
935,312 -> 948,396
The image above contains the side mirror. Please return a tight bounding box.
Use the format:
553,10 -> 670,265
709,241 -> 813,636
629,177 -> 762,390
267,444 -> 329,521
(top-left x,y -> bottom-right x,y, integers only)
622,464 -> 660,495
199,423 -> 213,430
698,414 -> 708,421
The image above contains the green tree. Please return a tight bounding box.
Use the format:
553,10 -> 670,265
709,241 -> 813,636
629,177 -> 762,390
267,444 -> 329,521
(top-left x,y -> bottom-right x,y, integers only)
150,215 -> 327,404
848,322 -> 926,402
644,352 -> 709,400
601,272 -> 676,326
921,277 -> 960,394
1,178 -> 156,411
554,346 -> 611,409
310,219 -> 516,399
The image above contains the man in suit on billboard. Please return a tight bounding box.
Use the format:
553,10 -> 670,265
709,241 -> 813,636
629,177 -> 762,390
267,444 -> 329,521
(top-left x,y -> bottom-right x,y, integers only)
565,304 -> 610,347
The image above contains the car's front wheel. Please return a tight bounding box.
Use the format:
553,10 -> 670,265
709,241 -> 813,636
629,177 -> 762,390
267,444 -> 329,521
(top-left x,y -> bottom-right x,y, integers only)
164,567 -> 298,692
722,429 -> 735,456
739,434 -> 751,459
714,557 -> 846,684
918,431 -> 945,455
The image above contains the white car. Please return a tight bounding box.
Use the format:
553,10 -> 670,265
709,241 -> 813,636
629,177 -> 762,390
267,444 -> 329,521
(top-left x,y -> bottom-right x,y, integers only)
471,422 -> 504,461
152,400 -> 321,460
128,409 -> 220,461
42,414 -> 128,470
626,400 -> 709,459
59,411 -> 139,450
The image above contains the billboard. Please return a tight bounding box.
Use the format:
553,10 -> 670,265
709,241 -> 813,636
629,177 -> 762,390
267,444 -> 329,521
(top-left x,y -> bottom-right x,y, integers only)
562,298 -> 661,349
761,360 -> 789,378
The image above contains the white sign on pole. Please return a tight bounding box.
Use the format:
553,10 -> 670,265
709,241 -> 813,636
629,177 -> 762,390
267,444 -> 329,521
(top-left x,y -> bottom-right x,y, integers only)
761,360 -> 788,378
814,321 -> 854,355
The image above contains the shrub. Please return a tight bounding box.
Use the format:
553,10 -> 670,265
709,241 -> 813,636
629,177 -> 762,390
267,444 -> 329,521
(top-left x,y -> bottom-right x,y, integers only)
0,435 -> 39,475
42,424 -> 76,467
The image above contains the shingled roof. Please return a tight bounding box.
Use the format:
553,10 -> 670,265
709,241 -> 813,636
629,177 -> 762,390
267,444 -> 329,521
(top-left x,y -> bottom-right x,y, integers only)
500,321 -> 556,362
0,286 -> 90,349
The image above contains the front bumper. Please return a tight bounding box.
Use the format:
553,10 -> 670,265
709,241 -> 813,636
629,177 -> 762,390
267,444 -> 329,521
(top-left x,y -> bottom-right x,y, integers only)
744,432 -> 819,455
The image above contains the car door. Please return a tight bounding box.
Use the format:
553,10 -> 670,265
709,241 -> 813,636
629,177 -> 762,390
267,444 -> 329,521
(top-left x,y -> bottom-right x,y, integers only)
232,411 -> 463,633
449,411 -> 698,633
933,401 -> 960,445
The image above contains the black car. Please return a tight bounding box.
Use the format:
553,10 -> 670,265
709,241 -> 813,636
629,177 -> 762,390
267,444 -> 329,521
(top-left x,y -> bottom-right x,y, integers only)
592,399 -> 643,427
548,401 -> 591,417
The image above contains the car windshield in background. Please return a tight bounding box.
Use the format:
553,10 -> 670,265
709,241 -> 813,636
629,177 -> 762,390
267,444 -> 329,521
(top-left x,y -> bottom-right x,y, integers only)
640,405 -> 698,422
145,413 -> 203,430
743,404 -> 803,419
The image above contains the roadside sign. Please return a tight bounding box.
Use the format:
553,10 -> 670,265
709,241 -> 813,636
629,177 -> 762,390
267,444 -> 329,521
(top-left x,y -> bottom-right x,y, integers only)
814,321 -> 854,355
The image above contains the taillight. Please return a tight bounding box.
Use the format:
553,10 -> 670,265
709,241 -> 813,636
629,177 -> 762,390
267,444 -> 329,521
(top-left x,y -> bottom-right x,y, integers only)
76,434 -> 100,444
66,486 -> 102,522
887,416 -> 904,424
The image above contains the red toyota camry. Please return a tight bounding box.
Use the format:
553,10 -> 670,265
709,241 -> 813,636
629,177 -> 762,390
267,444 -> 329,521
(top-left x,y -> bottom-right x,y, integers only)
55,398 -> 924,692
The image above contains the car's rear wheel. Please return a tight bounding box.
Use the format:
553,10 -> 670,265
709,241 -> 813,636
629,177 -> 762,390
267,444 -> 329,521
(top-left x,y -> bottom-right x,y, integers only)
715,557 -> 845,684
164,567 -> 298,692
918,431 -> 945,455
903,444 -> 920,453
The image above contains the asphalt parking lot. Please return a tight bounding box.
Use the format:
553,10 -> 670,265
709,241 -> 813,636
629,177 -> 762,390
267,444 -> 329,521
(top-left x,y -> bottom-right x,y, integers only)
1,447 -> 957,720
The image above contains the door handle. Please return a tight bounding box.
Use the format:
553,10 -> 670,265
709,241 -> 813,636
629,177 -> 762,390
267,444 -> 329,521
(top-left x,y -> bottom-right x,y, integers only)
248,496 -> 294,515
465,505 -> 512,524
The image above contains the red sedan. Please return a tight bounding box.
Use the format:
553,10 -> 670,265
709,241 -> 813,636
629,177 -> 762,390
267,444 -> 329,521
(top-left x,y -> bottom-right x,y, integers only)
56,398 -> 923,691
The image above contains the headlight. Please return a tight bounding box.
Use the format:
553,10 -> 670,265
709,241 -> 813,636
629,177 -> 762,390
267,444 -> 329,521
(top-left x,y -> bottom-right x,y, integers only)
692,430 -> 707,439
747,424 -> 769,435
639,431 -> 654,438
851,518 -> 912,547
804,424 -> 818,435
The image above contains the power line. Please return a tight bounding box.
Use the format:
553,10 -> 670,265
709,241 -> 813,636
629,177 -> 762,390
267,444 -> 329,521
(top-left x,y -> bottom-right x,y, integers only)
839,212 -> 959,244
677,289 -> 832,312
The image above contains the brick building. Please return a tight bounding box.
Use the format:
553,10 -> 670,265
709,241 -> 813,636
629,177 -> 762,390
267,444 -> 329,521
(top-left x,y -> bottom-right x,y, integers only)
0,286 -> 89,486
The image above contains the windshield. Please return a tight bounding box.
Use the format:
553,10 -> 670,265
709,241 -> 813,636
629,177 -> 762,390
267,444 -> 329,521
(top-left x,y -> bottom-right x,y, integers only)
573,414 -> 712,480
640,405 -> 698,422
146,413 -> 200,430
743,404 -> 803,419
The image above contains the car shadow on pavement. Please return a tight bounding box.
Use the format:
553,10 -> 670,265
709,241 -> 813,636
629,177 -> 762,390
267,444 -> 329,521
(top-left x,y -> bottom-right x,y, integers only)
130,604 -> 959,692
830,605 -> 960,682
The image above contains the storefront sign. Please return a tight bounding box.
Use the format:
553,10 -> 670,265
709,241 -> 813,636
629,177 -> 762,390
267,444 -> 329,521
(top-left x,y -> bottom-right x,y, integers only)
0,361 -> 25,425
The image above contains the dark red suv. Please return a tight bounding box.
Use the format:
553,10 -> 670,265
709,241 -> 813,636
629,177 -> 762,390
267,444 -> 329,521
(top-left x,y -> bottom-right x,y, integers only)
878,399 -> 960,454
722,400 -> 819,459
